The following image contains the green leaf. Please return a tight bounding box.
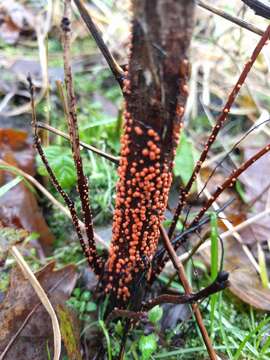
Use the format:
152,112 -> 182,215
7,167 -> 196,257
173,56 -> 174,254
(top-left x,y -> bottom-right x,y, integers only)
81,115 -> 116,129
73,288 -> 81,298
80,291 -> 91,301
86,301 -> 97,312
0,176 -> 23,197
115,320 -> 123,336
79,301 -> 86,313
174,132 -> 199,186
235,180 -> 247,203
139,334 -> 157,360
148,305 -> 163,324
36,145 -> 77,190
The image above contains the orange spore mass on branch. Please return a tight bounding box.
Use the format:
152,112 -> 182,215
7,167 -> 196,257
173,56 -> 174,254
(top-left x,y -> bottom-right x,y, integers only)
105,107 -> 176,303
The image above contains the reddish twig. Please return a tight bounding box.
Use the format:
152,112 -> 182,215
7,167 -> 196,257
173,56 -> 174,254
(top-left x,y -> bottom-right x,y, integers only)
106,309 -> 146,324
160,142 -> 270,265
191,143 -> 270,228
105,270 -> 229,323
28,76 -> 91,267
159,226 -> 217,360
168,24 -> 270,239
37,121 -> 120,165
73,0 -> 125,88
143,271 -> 229,310
61,1 -> 103,274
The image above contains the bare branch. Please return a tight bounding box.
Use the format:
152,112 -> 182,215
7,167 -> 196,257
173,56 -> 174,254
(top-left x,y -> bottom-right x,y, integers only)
159,225 -> 217,360
198,0 -> 264,36
241,0 -> 270,19
143,271 -> 229,310
27,75 -> 94,268
168,24 -> 270,239
161,142 -> 270,265
191,143 -> 270,228
37,121 -> 120,165
61,1 -> 103,274
73,0 -> 125,88
106,309 -> 146,324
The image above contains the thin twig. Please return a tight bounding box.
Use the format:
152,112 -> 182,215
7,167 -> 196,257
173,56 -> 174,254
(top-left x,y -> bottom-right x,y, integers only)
221,207 -> 270,240
175,205 -> 270,266
164,143 -> 270,263
55,80 -> 70,120
191,143 -> 270,227
143,271 -> 229,310
106,309 -> 146,324
185,175 -> 259,272
198,0 -> 264,36
241,0 -> 270,19
37,121 -> 120,165
159,226 -> 217,360
54,79 -> 119,164
28,76 -> 103,272
168,24 -> 270,239
73,0 -> 125,88
62,1 -> 103,273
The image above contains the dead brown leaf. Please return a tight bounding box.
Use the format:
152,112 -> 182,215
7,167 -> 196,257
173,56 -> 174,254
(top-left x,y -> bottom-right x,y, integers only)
200,234 -> 270,311
239,141 -> 270,245
0,261 -> 78,360
225,240 -> 270,311
197,151 -> 270,309
0,128 -> 54,250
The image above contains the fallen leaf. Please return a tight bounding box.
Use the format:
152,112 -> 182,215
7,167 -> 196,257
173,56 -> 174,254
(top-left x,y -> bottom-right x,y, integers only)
0,128 -> 34,175
200,237 -> 270,311
0,261 -> 78,360
225,240 -> 270,311
239,141 -> 270,245
0,128 -> 54,250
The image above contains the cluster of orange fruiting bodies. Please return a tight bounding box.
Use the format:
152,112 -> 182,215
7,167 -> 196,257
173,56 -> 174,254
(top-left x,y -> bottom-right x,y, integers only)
104,22 -> 187,302
104,75 -> 182,301
105,120 -> 172,301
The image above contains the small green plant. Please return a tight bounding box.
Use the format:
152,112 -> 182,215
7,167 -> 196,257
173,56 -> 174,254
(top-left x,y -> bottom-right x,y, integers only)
36,145 -> 76,190
148,305 -> 163,325
139,333 -> 158,360
67,287 -> 97,321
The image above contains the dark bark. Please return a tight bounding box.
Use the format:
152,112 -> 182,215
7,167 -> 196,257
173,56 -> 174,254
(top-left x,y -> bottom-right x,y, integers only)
241,0 -> 270,19
104,0 -> 195,305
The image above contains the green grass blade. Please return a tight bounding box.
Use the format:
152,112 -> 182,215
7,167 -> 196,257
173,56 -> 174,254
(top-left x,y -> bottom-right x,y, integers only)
99,320 -> 112,360
0,176 -> 23,198
210,212 -> 219,337
233,317 -> 270,360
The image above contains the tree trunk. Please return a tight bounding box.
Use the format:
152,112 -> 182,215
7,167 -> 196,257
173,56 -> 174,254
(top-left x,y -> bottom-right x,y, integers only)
104,0 -> 195,305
